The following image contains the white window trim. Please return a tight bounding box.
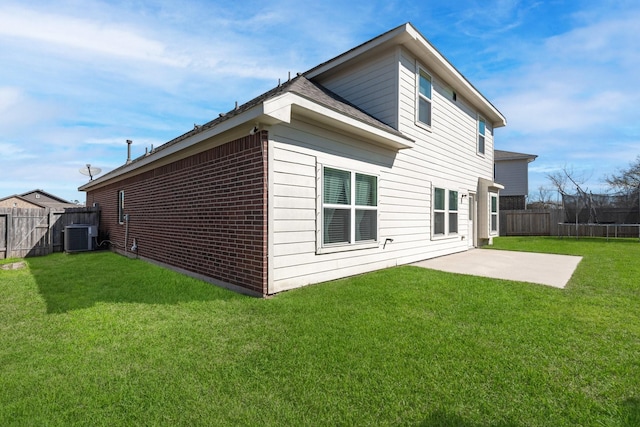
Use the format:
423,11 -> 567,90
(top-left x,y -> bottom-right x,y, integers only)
415,64 -> 433,131
431,186 -> 460,241
118,190 -> 125,225
449,189 -> 459,235
477,115 -> 486,157
316,164 -> 380,254
490,193 -> 499,235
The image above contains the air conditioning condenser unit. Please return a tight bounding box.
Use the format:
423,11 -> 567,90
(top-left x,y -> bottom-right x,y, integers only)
64,224 -> 98,252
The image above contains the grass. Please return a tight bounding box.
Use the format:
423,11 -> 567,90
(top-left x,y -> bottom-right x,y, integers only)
1,237 -> 639,426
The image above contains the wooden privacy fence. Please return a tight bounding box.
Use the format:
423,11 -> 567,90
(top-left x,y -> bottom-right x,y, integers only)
500,209 -> 639,238
500,209 -> 565,236
0,207 -> 99,259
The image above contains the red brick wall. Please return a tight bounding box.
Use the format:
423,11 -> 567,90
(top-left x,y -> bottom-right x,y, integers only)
86,132 -> 268,295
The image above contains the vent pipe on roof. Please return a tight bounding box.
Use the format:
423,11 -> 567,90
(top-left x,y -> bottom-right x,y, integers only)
126,140 -> 132,164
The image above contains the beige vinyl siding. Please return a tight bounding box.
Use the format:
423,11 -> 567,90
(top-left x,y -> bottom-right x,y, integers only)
398,48 -> 494,183
399,51 -> 494,202
269,118 -> 434,293
396,49 -> 490,253
269,46 -> 497,293
271,147 -> 317,262
315,47 -> 399,129
494,160 -> 528,196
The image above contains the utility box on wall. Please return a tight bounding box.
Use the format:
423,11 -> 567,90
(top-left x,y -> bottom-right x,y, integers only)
64,224 -> 98,252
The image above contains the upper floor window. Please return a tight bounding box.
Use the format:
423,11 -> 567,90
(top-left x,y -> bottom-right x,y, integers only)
417,68 -> 432,127
478,116 -> 486,155
322,167 -> 378,247
118,190 -> 125,224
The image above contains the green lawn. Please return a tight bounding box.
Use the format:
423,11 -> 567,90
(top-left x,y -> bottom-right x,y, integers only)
1,237 -> 639,426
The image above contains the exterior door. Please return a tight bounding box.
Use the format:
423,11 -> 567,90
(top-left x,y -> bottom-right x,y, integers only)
468,193 -> 476,248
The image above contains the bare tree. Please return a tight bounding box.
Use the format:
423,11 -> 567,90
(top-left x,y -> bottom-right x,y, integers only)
547,166 -> 598,221
605,155 -> 640,195
546,166 -> 591,195
527,185 -> 559,209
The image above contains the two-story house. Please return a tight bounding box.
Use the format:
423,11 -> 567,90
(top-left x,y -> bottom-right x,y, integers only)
80,23 -> 506,296
494,150 -> 538,210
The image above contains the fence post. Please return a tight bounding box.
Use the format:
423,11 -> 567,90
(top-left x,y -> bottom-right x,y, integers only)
47,209 -> 55,255
6,211 -> 13,258
0,213 -> 6,259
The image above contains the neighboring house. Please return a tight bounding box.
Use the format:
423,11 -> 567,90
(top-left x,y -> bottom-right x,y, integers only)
0,195 -> 46,209
80,23 -> 506,296
0,190 -> 76,209
494,150 -> 537,210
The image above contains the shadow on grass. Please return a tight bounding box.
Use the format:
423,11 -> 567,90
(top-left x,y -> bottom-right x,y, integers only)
417,398 -> 640,426
621,397 -> 640,426
418,410 -> 517,427
27,251 -> 247,313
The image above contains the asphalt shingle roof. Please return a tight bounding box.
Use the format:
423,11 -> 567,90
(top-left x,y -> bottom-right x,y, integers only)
119,75 -> 405,171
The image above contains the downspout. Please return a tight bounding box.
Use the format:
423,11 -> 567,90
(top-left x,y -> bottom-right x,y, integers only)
124,214 -> 129,254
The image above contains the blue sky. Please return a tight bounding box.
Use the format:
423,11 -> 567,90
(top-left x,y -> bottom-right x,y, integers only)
1,0 -> 638,203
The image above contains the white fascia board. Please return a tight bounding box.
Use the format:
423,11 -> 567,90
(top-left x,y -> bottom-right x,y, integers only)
262,97 -> 292,124
402,26 -> 506,128
80,92 -> 412,192
264,92 -> 413,150
306,23 -> 506,129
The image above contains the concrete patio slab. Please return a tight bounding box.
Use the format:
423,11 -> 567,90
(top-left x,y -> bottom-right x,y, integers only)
412,249 -> 582,289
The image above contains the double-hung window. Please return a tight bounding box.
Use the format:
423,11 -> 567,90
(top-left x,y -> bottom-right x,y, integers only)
118,190 -> 125,224
322,167 -> 377,248
449,190 -> 459,234
490,193 -> 498,233
478,116 -> 486,155
433,188 -> 445,235
433,187 -> 458,237
417,68 -> 432,127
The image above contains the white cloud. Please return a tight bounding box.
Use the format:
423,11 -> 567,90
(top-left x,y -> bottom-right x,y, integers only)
489,5 -> 640,194
0,142 -> 36,160
0,87 -> 21,111
495,9 -> 640,134
0,6 -> 186,67
0,86 -> 61,131
0,3 -> 301,96
452,0 -> 543,38
1,0 -> 637,202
